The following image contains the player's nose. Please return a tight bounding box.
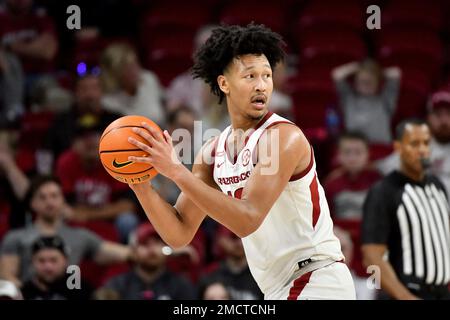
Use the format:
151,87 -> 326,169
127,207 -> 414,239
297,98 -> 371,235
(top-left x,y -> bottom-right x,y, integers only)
254,76 -> 267,92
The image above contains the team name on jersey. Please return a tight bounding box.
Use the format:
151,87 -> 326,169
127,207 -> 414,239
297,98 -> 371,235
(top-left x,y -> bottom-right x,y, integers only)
217,171 -> 251,185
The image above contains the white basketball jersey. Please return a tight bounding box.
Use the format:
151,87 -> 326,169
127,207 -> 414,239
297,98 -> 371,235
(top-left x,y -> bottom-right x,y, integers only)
212,112 -> 344,295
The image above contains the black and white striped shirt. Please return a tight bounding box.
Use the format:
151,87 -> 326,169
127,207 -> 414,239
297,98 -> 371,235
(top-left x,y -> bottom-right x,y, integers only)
362,171 -> 450,287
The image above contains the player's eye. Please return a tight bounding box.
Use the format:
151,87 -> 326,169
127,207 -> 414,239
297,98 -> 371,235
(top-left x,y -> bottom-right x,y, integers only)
264,74 -> 272,78
244,74 -> 254,79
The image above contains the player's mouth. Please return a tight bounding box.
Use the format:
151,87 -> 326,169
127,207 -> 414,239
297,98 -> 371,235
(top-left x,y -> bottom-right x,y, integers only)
251,95 -> 267,110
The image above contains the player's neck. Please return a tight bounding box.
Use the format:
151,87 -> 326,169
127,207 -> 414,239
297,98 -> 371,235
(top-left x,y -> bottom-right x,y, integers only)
228,107 -> 269,132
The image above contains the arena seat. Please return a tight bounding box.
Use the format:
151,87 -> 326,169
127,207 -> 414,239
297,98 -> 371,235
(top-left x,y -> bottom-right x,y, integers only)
296,0 -> 364,34
219,1 -> 287,35
376,30 -> 444,82
382,0 -> 444,32
0,203 -> 10,243
291,81 -> 337,133
143,29 -> 194,86
297,30 -> 367,70
141,2 -> 213,35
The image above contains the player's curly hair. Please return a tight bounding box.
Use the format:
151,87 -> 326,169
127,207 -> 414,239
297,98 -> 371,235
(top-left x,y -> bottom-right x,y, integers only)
192,23 -> 286,104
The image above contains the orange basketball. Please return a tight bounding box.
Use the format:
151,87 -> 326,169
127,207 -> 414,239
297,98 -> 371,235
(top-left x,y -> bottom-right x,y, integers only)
99,115 -> 161,184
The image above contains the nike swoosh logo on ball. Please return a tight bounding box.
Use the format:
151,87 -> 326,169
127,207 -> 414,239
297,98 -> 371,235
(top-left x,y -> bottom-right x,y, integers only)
112,159 -> 133,168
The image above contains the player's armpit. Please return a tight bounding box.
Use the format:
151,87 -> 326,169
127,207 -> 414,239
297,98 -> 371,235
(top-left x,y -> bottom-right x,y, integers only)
239,124 -> 310,232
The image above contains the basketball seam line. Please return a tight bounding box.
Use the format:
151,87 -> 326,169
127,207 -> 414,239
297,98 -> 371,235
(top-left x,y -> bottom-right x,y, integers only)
100,125 -> 146,144
102,165 -> 154,175
99,149 -> 142,154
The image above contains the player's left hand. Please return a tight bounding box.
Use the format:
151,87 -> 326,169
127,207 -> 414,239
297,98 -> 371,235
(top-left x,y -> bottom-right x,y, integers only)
127,122 -> 183,180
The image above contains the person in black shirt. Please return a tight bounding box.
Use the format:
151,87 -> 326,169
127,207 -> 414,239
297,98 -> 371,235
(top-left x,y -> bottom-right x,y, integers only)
97,223 -> 196,300
42,74 -> 120,167
362,119 -> 450,300
199,226 -> 263,300
21,236 -> 93,300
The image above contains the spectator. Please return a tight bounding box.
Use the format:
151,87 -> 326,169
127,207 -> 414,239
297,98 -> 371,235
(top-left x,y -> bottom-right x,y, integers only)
375,90 -> 450,195
200,280 -> 231,300
100,43 -> 165,126
427,90 -> 450,195
43,74 -> 121,166
332,59 -> 401,144
21,235 -> 93,300
0,175 -> 131,287
166,25 -> 217,117
0,0 -> 58,76
199,226 -> 263,300
362,119 -> 450,300
270,61 -> 293,120
97,223 -> 196,300
324,131 -> 381,299
55,122 -> 139,243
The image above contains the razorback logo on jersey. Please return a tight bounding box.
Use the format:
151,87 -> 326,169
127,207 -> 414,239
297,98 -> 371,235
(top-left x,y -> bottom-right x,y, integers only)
217,171 -> 251,185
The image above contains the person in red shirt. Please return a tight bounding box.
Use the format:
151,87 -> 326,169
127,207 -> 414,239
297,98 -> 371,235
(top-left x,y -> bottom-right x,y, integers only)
324,131 -> 381,299
0,0 -> 58,75
55,123 -> 139,243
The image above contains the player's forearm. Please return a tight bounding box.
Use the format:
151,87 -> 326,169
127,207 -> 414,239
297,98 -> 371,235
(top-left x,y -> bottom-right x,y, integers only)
172,165 -> 260,238
131,183 -> 197,248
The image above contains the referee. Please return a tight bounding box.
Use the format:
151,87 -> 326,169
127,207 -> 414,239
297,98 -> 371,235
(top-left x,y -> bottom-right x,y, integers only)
362,119 -> 450,300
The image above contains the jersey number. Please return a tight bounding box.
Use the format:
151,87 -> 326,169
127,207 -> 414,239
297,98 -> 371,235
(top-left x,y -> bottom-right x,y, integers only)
227,188 -> 243,199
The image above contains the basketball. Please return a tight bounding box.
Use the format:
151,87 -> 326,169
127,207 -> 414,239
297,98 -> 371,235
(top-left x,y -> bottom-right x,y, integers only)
99,115 -> 161,184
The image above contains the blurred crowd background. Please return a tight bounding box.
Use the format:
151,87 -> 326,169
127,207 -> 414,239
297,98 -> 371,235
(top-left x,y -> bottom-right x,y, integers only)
0,0 -> 449,300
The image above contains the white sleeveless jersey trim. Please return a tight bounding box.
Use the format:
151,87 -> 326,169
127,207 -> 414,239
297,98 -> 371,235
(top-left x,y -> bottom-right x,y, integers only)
212,112 -> 343,295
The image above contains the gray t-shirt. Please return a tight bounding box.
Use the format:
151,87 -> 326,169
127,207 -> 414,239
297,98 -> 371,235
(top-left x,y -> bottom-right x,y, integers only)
0,223 -> 102,281
335,77 -> 400,144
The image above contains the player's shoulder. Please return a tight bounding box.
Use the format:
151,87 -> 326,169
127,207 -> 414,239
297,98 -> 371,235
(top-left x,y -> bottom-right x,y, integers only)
260,120 -> 309,152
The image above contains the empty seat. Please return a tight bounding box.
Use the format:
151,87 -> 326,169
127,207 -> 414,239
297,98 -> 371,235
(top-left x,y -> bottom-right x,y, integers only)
219,1 -> 287,34
297,30 -> 367,70
382,0 -> 444,32
296,0 -> 365,34
376,30 -> 444,81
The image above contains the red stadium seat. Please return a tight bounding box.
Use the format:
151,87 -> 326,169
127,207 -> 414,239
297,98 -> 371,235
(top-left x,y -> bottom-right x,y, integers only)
290,80 -> 337,136
376,30 -> 444,82
296,0 -> 365,34
297,30 -> 367,70
219,1 -> 287,35
391,86 -> 428,130
143,29 -> 194,86
141,2 -> 213,35
0,203 -> 9,243
382,0 -> 444,32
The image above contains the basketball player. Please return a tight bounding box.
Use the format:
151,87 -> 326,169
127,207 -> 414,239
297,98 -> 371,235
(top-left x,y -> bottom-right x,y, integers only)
127,24 -> 356,300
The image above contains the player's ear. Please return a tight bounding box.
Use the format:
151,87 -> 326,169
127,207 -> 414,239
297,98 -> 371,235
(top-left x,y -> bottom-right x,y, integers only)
217,75 -> 229,95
